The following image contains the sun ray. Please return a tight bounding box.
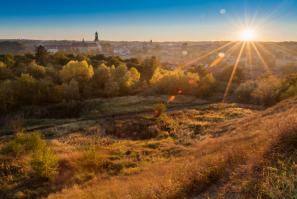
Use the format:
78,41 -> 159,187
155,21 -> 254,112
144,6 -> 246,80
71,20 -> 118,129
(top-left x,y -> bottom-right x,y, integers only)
251,42 -> 272,75
246,42 -> 253,78
181,41 -> 237,68
207,41 -> 242,72
256,42 -> 275,58
223,42 -> 246,103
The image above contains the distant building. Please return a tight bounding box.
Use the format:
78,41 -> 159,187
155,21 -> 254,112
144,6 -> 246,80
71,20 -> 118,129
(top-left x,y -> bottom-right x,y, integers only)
113,47 -> 131,57
95,32 -> 99,42
45,32 -> 102,53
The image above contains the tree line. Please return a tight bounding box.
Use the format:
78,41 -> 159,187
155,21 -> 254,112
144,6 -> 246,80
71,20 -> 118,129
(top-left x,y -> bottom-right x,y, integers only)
0,47 -> 216,115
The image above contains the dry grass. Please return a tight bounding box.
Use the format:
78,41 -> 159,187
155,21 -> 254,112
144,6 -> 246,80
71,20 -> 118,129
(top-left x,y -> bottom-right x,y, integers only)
2,96 -> 296,199
47,98 -> 297,199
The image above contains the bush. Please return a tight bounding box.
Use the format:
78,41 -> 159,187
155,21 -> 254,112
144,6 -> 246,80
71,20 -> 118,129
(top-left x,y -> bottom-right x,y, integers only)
1,132 -> 45,157
153,102 -> 167,117
251,76 -> 283,105
31,145 -> 58,180
281,83 -> 297,99
82,145 -> 102,170
236,76 -> 283,105
236,80 -> 257,103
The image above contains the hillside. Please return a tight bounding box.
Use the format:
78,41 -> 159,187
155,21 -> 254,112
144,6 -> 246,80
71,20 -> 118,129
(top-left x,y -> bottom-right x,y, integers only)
49,97 -> 296,199
1,96 -> 295,199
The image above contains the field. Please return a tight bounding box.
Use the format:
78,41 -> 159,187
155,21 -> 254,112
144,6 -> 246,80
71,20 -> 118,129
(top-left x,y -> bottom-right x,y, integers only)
1,95 -> 296,199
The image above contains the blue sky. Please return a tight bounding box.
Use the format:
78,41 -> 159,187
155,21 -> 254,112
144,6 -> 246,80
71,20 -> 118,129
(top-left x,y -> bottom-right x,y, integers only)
0,0 -> 296,41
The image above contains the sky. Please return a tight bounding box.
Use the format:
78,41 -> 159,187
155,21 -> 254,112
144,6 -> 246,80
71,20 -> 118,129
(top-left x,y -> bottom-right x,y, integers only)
0,0 -> 297,41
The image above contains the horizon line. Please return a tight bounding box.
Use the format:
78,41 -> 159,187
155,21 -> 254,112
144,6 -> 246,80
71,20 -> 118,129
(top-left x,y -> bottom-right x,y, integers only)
1,38 -> 297,43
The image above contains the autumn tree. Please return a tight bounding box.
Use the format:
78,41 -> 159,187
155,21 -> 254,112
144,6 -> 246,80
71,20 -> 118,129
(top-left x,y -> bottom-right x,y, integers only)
27,61 -> 46,79
60,60 -> 94,86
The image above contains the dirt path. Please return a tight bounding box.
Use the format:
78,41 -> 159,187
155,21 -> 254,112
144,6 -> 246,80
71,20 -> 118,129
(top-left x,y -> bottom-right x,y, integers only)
24,102 -> 210,133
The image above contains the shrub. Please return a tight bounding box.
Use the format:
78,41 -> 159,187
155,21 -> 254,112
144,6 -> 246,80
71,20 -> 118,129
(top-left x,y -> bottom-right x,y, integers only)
251,76 -> 283,105
83,145 -> 102,170
81,145 -> 123,174
236,76 -> 283,105
1,131 -> 45,157
153,102 -> 167,117
31,145 -> 58,180
235,80 -> 257,103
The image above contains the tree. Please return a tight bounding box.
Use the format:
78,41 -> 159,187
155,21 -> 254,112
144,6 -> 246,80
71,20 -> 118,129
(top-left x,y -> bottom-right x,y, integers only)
27,61 -> 46,79
141,56 -> 160,81
104,78 -> 119,97
60,79 -> 80,101
251,76 -> 283,105
60,60 -> 94,84
151,69 -> 200,95
35,45 -> 49,66
0,61 -> 13,80
88,63 -> 111,97
52,51 -> 70,65
197,73 -> 216,97
0,80 -> 15,113
125,67 -> 141,89
13,74 -> 39,105
3,54 -> 16,68
235,80 -> 257,103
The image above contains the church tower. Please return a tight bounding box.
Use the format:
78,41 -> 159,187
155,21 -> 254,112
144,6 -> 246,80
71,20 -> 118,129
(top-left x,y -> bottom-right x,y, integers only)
95,32 -> 99,42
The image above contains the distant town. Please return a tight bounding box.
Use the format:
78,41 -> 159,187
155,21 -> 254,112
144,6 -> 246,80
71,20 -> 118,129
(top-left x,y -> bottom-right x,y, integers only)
1,32 -> 297,74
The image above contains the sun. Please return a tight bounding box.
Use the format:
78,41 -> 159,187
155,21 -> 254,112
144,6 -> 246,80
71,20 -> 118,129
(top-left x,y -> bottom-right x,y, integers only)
240,28 -> 256,41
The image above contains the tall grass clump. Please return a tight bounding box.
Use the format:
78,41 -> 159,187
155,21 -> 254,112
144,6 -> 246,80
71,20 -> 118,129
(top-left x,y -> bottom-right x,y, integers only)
31,145 -> 58,180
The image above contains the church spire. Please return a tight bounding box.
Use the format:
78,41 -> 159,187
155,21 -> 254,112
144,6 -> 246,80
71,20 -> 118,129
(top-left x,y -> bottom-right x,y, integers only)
95,31 -> 99,42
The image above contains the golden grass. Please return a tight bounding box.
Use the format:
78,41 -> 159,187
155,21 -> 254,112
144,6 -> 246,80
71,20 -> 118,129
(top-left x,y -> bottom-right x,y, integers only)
47,98 -> 297,199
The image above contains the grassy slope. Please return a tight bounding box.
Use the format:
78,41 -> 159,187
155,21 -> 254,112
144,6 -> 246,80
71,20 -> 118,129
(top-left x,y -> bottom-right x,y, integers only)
46,97 -> 296,199
0,96 -> 256,199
